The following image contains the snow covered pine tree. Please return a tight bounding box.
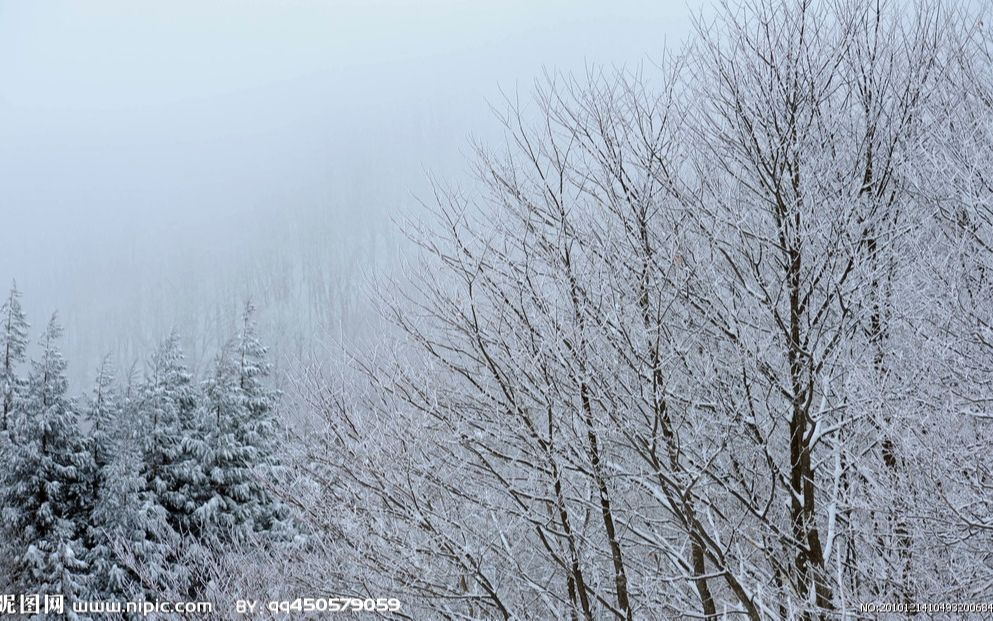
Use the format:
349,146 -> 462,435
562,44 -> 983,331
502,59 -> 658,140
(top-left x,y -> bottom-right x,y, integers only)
197,302 -> 292,545
0,315 -> 94,619
0,283 -> 29,436
79,356 -> 142,602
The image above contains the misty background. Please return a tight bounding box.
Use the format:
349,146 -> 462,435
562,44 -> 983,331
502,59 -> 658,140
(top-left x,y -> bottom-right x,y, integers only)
0,0 -> 701,386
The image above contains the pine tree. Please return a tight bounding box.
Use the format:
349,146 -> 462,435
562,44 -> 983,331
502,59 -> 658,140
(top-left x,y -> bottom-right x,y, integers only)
0,284 -> 30,589
197,302 -> 292,544
139,332 -> 203,535
80,356 -> 139,600
106,394 -> 180,602
132,332 -> 207,597
0,283 -> 29,435
85,357 -> 120,479
0,315 -> 93,617
197,341 -> 249,538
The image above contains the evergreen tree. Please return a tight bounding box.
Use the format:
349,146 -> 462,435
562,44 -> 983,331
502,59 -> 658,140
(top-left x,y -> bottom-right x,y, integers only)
197,341 -> 247,538
85,357 -> 120,480
139,332 -> 203,535
0,283 -> 29,435
133,332 -> 206,596
80,356 -> 139,599
0,283 -> 30,588
107,391 -> 181,602
0,315 -> 93,617
197,302 -> 292,543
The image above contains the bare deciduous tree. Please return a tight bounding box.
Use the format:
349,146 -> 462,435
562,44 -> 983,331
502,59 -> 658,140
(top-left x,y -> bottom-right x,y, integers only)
293,1 -> 993,618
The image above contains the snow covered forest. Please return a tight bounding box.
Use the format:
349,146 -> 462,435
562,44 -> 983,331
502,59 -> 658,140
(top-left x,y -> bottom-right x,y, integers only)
3,0 -> 993,618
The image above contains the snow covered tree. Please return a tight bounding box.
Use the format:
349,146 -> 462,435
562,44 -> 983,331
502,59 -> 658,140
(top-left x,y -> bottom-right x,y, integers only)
108,448 -> 183,602
0,282 -> 29,435
0,314 -> 93,617
127,332 -> 208,598
295,2 -> 993,618
84,357 -> 121,480
196,302 -> 291,544
138,332 -> 203,537
79,356 -> 143,600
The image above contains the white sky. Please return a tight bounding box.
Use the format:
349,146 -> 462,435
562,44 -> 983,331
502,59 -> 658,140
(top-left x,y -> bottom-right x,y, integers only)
0,0 -> 701,378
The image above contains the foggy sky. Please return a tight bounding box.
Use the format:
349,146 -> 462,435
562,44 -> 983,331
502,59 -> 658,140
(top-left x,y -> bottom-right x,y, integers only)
0,0 -> 700,383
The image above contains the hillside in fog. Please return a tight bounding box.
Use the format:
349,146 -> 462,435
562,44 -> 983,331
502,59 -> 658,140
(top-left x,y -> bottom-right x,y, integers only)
0,0 -> 699,385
